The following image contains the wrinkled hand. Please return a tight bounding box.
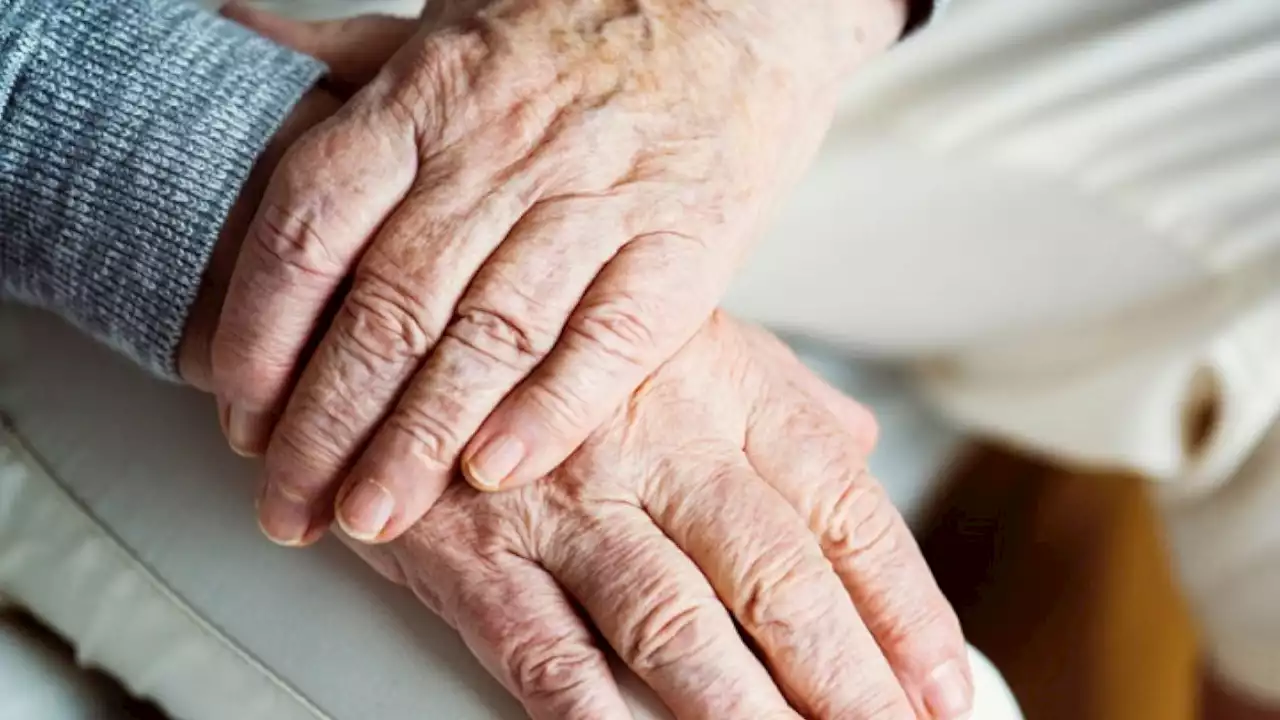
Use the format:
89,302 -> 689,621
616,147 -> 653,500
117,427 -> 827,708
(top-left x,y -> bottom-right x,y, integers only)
213,0 -> 910,545
186,235 -> 972,717
180,85 -> 342,391
343,312 -> 971,720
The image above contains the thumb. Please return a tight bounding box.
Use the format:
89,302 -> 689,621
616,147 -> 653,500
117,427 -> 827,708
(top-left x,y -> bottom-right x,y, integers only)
221,4 -> 418,93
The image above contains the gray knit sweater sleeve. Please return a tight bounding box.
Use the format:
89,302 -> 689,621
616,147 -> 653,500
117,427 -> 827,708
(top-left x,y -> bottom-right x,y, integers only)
0,0 -> 323,379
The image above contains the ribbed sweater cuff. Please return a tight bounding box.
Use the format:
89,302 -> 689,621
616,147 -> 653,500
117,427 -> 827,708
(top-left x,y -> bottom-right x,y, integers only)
0,0 -> 324,379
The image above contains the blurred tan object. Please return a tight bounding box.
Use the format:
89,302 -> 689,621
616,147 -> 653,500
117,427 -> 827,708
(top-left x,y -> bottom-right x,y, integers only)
921,446 -> 1199,720
1158,418 -> 1280,707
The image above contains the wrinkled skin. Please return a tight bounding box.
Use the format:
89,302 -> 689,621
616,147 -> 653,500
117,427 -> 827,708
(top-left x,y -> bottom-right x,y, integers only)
190,246 -> 972,717
341,312 -> 972,720
210,0 -> 911,548
181,46 -> 971,720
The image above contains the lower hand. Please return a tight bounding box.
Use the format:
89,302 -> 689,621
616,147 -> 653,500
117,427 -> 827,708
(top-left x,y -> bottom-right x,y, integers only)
186,253 -> 971,716
342,313 -> 973,720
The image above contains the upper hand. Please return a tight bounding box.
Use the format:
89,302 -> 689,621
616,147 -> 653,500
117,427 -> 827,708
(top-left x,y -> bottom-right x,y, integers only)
345,311 -> 972,720
212,0 -> 909,545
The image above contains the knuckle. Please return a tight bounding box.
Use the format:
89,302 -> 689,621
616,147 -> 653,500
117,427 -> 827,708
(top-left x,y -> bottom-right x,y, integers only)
624,591 -> 720,673
341,273 -> 438,367
877,601 -> 963,661
249,203 -> 342,281
269,431 -> 341,485
524,380 -> 595,439
210,337 -> 289,409
568,298 -> 659,368
505,635 -> 602,702
737,541 -> 833,630
821,473 -> 901,564
385,403 -> 464,466
270,405 -> 362,476
383,31 -> 484,140
446,305 -> 551,371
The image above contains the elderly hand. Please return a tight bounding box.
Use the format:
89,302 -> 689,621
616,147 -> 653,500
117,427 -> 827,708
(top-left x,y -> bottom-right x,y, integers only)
180,84 -> 343,391
340,311 -> 972,720
186,217 -> 971,717
212,0 -> 910,545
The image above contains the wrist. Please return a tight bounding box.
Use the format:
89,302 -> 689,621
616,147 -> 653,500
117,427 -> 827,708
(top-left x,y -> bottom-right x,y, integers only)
179,88 -> 342,390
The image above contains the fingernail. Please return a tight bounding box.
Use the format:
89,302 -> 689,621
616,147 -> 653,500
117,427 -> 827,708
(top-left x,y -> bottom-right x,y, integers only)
338,480 -> 394,542
925,660 -> 973,720
227,405 -> 266,457
258,483 -> 313,547
465,435 -> 525,490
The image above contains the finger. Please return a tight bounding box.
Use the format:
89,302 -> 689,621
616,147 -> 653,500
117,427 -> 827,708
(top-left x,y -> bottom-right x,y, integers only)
463,233 -> 727,490
361,483 -> 636,720
336,197 -> 632,541
644,451 -> 914,719
541,506 -> 799,720
255,183 -> 530,545
261,102 -> 623,542
447,556 -> 635,720
211,109 -> 418,457
746,370 -> 973,720
221,5 -> 418,92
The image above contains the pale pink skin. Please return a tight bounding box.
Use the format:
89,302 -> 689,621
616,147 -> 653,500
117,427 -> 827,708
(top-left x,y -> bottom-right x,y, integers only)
194,3 -> 978,718
191,4 -> 1280,718
207,0 -> 911,550
337,312 -> 971,720
190,272 -> 973,717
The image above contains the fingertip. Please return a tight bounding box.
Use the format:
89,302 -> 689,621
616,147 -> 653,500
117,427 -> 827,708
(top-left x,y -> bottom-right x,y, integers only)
257,482 -> 320,547
336,479 -> 396,542
257,514 -> 324,548
462,467 -> 535,494
467,383 -> 606,493
226,404 -> 272,457
463,427 -> 563,493
462,471 -> 503,493
463,433 -> 527,491
923,657 -> 975,720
